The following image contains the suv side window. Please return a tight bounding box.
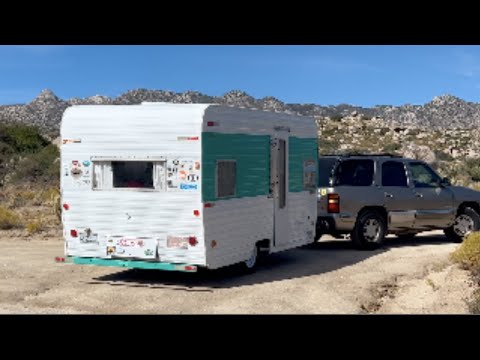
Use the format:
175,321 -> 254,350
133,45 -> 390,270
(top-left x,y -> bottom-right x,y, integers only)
409,162 -> 441,188
335,159 -> 374,186
382,161 -> 408,187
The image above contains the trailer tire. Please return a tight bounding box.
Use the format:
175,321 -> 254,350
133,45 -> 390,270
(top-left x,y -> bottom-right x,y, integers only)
243,244 -> 259,273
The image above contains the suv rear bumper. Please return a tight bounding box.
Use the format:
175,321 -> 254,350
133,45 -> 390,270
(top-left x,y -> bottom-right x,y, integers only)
316,213 -> 355,236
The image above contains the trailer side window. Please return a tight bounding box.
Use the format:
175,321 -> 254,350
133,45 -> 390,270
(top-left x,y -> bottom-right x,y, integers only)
216,160 -> 236,198
93,161 -> 166,191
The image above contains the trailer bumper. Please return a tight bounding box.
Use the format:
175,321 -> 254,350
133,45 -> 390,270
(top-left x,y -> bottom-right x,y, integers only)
56,256 -> 198,272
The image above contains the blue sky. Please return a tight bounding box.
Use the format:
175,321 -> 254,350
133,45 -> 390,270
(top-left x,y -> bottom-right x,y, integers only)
1,45 -> 480,107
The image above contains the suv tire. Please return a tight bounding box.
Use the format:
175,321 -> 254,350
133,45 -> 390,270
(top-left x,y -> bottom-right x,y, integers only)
444,207 -> 480,243
351,209 -> 387,250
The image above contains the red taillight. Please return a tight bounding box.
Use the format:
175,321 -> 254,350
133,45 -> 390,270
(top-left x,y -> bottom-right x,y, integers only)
327,194 -> 340,213
193,210 -> 200,217
207,121 -> 217,127
63,203 -> 69,210
188,236 -> 198,246
70,229 -> 78,238
55,257 -> 65,263
204,203 -> 215,208
184,265 -> 197,271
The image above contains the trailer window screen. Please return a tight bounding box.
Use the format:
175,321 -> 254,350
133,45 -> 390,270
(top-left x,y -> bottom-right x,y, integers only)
93,161 -> 166,191
216,160 -> 236,198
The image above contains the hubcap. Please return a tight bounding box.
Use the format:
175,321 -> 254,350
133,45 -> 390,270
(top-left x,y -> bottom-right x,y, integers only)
245,246 -> 258,269
363,219 -> 381,242
453,214 -> 475,237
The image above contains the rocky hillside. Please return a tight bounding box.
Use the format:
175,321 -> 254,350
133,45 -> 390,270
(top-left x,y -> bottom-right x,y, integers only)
2,89 -> 480,138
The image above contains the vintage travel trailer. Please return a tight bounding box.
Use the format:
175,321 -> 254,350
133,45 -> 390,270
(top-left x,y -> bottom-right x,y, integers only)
59,103 -> 318,272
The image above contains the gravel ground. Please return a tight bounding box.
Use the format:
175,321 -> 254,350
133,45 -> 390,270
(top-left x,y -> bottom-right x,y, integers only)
0,231 -> 474,314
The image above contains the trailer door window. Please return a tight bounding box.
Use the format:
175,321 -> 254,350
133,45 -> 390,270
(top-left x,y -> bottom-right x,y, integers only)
93,161 -> 166,191
216,160 -> 236,198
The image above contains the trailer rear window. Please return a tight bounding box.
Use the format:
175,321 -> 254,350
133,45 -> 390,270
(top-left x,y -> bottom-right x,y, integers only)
112,161 -> 153,188
93,161 -> 166,191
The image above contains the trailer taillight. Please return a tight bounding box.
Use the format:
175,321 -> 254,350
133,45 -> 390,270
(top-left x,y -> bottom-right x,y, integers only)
63,203 -> 69,210
327,194 -> 340,213
70,229 -> 78,238
193,210 -> 200,217
188,236 -> 198,246
204,203 -> 215,208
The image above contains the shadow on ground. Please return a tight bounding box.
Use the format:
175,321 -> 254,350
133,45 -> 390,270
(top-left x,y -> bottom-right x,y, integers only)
90,232 -> 450,291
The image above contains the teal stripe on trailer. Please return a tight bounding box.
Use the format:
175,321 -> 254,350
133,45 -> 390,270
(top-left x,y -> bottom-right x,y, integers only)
72,257 -> 198,272
202,132 -> 271,202
289,137 -> 318,192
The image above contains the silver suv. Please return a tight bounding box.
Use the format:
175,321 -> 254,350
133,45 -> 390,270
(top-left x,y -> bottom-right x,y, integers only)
316,154 -> 480,249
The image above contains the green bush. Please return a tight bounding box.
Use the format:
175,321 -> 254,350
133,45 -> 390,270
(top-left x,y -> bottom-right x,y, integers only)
11,144 -> 59,184
464,159 -> 480,182
0,124 -> 48,153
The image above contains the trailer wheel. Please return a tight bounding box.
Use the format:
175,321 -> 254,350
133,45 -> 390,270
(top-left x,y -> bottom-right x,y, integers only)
243,245 -> 259,272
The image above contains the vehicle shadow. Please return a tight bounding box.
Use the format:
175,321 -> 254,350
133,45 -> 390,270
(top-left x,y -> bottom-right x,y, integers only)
90,233 -> 451,291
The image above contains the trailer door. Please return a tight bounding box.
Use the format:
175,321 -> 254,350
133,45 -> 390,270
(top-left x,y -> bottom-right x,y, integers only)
271,131 -> 290,247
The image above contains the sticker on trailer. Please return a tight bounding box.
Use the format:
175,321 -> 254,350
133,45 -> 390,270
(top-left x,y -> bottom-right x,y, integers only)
167,158 -> 200,191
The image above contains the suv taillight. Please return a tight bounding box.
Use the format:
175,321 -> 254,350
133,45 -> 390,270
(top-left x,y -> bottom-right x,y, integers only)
327,194 -> 340,213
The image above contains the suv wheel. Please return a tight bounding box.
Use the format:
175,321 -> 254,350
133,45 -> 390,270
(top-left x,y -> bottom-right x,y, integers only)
444,207 -> 480,243
351,210 -> 386,250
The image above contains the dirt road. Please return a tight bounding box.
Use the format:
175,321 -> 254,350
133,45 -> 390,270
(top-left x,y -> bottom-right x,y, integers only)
0,231 -> 474,314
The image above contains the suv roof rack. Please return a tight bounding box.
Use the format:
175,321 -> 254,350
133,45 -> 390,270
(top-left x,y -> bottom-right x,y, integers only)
319,153 -> 401,158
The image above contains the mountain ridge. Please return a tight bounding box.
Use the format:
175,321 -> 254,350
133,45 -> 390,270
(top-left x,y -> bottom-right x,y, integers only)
1,89 -> 479,137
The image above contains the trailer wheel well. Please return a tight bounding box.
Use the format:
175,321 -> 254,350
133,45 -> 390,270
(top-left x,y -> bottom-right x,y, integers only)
256,239 -> 271,254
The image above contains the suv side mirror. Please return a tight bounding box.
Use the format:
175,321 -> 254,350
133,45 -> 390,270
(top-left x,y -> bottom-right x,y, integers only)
440,177 -> 451,187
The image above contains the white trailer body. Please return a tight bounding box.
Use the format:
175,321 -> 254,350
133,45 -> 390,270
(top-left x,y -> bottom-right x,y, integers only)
60,103 -> 318,271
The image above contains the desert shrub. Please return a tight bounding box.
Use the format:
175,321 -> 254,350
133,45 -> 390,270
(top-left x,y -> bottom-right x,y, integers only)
26,217 -> 46,234
382,143 -> 401,153
435,151 -> 454,162
0,206 -> 22,230
0,124 -> 48,154
465,159 -> 480,182
451,232 -> 480,270
10,144 -> 59,184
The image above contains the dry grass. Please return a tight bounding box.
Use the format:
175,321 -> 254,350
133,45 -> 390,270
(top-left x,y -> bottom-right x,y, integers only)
451,232 -> 480,314
26,217 -> 46,235
0,206 -> 22,230
451,232 -> 480,270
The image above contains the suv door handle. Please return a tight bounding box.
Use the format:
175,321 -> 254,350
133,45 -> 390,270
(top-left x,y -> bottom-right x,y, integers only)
385,193 -> 393,198
415,193 -> 423,198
